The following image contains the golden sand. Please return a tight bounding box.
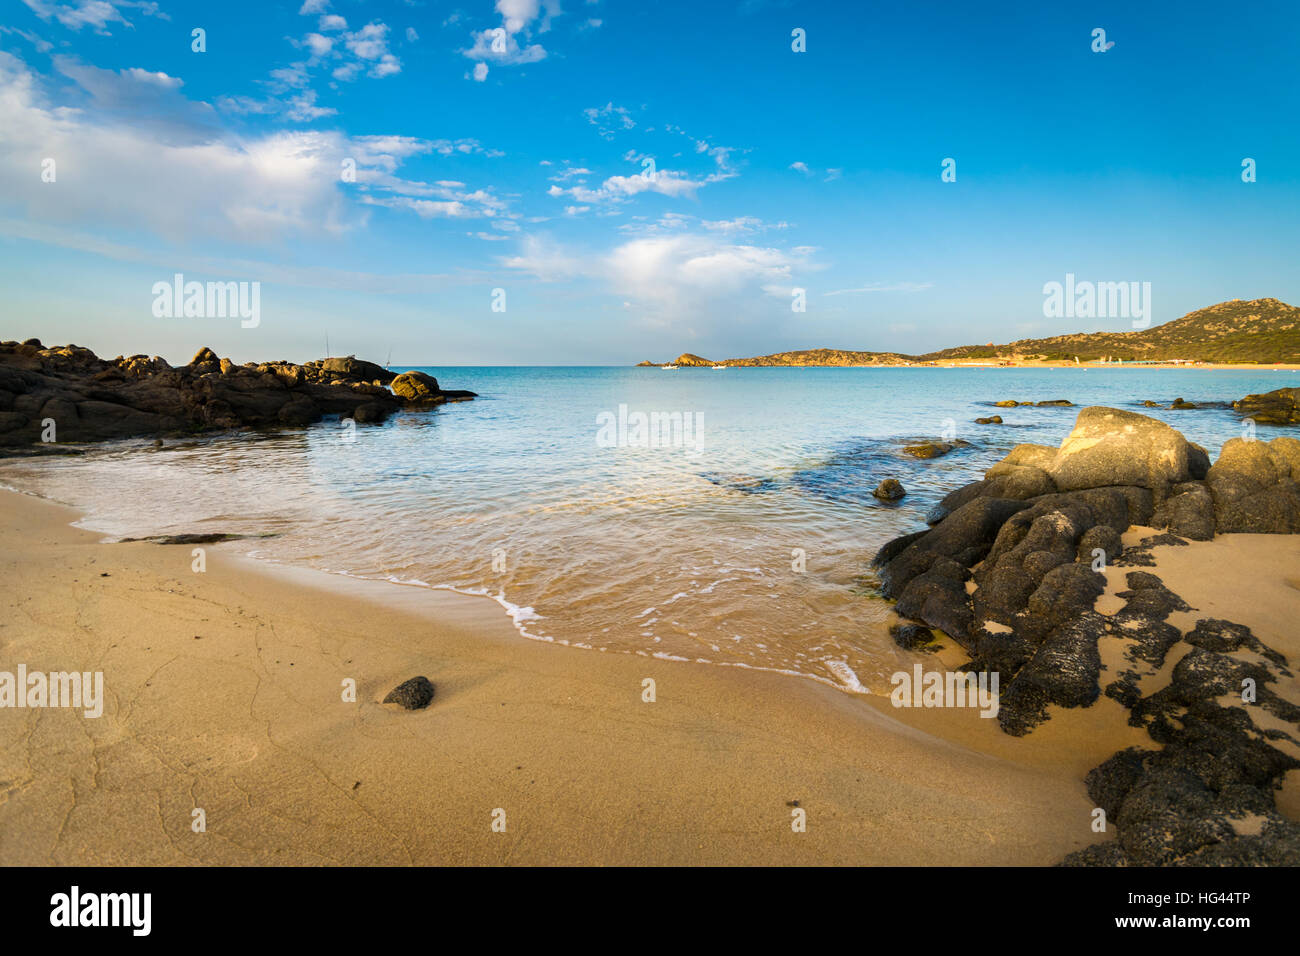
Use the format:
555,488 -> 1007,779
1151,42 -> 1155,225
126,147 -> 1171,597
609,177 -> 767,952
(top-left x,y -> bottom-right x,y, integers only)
2,492 -> 1296,865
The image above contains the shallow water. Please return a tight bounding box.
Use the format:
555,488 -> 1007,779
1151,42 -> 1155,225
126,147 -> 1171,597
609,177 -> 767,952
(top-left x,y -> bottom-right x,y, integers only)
3,366 -> 1294,692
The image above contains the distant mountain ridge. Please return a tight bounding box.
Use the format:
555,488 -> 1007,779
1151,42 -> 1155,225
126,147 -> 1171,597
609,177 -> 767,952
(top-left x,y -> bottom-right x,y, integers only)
641,298 -> 1300,366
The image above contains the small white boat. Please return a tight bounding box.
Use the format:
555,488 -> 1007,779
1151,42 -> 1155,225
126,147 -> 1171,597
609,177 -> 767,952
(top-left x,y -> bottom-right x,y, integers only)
712,364 -> 727,369
662,364 -> 679,369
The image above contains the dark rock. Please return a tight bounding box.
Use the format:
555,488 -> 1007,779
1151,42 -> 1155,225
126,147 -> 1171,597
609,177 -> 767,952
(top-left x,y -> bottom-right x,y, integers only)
870,529 -> 929,568
877,497 -> 1032,598
1169,397 -> 1197,409
894,557 -> 973,644
1188,443 -> 1211,479
1150,481 -> 1215,540
998,612 -> 1108,735
903,441 -> 956,459
1085,748 -> 1154,819
1035,399 -> 1074,407
383,676 -> 435,710
974,415 -> 1002,425
890,622 -> 940,651
925,466 -> 1055,526
1077,524 -> 1123,566
0,342 -> 474,447
319,356 -> 395,385
1206,437 -> 1300,533
872,478 -> 906,501
278,396 -> 320,426
353,402 -> 391,424
1024,563 -> 1107,639
119,532 -> 254,545
1233,386 -> 1300,425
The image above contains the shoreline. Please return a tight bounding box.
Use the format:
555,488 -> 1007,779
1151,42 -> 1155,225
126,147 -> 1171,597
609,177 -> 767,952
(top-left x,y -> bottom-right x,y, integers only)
0,486 -> 1112,865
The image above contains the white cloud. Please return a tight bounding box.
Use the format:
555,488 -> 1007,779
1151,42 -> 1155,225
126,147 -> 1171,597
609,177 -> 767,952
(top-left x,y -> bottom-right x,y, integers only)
583,101 -> 635,139
0,51 -> 503,246
304,33 -> 333,57
299,0 -> 329,14
21,0 -> 167,34
464,29 -> 547,65
790,160 -> 841,182
462,0 -> 560,72
823,282 -> 933,296
548,167 -> 725,204
505,231 -> 817,322
285,88 -> 336,121
0,51 -> 350,243
51,57 -> 217,141
473,61 -> 489,81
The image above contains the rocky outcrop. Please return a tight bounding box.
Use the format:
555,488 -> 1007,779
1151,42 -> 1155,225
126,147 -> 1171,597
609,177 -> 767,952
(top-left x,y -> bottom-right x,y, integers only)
1234,386 -> 1300,425
992,399 -> 1074,407
902,439 -> 968,459
1061,604 -> 1300,865
872,405 -> 1300,865
0,341 -> 477,447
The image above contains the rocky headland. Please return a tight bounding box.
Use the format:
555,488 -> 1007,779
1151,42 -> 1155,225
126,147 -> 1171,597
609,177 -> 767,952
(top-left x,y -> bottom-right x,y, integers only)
873,406 -> 1300,865
0,340 -> 476,448
641,297 -> 1300,366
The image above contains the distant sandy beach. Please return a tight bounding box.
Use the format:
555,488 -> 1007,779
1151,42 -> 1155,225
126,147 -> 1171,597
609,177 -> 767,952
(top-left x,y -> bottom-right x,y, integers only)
0,486 -> 1125,866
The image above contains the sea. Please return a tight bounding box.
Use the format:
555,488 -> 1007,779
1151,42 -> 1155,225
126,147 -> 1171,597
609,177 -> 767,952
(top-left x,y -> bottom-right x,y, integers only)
2,365 -> 1293,694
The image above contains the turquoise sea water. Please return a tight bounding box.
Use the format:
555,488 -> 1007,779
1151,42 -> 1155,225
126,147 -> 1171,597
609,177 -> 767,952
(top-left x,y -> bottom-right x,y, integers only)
3,366 -> 1294,691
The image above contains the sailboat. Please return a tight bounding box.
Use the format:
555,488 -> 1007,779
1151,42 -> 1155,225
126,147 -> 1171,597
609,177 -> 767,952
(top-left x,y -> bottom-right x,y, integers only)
712,364 -> 727,369
662,363 -> 679,369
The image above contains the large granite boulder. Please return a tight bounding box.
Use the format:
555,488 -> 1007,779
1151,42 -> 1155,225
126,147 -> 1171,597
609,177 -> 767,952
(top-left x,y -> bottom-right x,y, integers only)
389,371 -> 443,403
1046,407 -> 1196,492
1205,437 -> 1300,533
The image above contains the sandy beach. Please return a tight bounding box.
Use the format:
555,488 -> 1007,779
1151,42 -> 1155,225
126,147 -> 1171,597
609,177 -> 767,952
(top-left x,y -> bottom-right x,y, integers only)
0,486 -> 1122,866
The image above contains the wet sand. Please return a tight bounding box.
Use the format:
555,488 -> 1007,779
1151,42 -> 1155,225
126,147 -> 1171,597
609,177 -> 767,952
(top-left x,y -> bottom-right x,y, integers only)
0,487 -> 1108,865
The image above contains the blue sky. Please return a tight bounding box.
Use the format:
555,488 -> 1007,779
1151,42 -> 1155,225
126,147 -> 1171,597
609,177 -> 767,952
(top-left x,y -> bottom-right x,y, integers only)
1,0 -> 1298,365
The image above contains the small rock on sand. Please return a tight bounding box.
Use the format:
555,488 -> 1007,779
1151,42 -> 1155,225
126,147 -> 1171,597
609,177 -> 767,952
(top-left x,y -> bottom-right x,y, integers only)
383,676 -> 436,710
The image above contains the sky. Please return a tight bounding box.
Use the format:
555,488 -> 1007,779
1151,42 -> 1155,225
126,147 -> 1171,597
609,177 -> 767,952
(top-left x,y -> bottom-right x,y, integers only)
1,0 -> 1298,365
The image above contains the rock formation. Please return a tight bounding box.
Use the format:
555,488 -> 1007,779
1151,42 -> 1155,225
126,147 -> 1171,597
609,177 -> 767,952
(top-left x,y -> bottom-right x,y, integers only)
1234,386 -> 1300,425
873,406 -> 1300,864
0,341 -> 476,447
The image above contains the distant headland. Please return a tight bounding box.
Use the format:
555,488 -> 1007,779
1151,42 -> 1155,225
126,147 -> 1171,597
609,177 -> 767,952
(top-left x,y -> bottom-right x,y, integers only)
637,298 -> 1300,368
